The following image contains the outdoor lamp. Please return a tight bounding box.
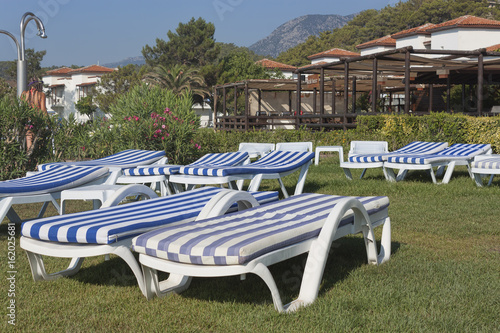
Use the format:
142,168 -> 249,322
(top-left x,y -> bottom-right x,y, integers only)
0,12 -> 47,97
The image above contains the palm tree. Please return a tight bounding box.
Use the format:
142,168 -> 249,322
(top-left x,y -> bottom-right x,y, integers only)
143,64 -> 210,99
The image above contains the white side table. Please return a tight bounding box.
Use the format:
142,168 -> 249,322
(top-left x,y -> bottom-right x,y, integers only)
315,146 -> 344,165
60,184 -> 123,214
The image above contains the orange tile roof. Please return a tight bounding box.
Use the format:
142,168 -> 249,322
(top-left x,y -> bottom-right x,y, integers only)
486,43 -> 500,51
391,23 -> 436,39
255,59 -> 297,71
69,65 -> 115,74
307,48 -> 359,60
45,67 -> 73,75
356,35 -> 396,49
426,15 -> 500,32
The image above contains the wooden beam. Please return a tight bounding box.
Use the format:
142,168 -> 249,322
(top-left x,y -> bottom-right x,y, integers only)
405,50 -> 410,113
372,57 -> 378,112
477,53 -> 484,116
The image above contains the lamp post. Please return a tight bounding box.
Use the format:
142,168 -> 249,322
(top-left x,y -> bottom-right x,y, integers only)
0,12 -> 47,97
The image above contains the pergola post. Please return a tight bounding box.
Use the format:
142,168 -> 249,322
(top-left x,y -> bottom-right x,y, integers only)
477,52 -> 484,116
213,86 -> 218,130
296,72 -> 302,129
429,84 -> 433,112
352,76 -> 357,113
446,76 -> 451,112
372,57 -> 378,113
405,49 -> 411,113
244,82 -> 249,130
332,80 -> 336,114
320,67 -> 325,120
344,61 -> 349,130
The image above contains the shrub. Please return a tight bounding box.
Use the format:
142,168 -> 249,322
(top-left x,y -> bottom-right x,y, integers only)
103,84 -> 201,164
0,95 -> 54,180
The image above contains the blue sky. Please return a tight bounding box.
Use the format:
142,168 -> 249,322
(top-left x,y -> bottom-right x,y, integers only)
0,0 -> 398,67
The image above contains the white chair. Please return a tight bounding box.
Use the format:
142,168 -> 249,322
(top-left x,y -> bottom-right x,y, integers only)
134,192 -> 391,313
384,143 -> 492,184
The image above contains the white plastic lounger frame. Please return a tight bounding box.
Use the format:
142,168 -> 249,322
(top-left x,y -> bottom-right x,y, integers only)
470,155 -> 500,186
384,143 -> 492,184
135,193 -> 391,313
20,186 -> 277,296
0,165 -> 109,223
169,150 -> 315,198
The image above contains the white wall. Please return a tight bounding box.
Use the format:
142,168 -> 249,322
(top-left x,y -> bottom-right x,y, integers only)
431,28 -> 500,50
359,45 -> 395,56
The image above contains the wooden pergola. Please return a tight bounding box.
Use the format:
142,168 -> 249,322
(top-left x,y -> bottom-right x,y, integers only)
214,46 -> 500,131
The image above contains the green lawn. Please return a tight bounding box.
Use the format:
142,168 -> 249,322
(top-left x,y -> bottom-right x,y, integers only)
1,156 -> 499,332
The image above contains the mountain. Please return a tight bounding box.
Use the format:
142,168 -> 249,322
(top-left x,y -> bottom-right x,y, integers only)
102,56 -> 145,68
249,14 -> 356,58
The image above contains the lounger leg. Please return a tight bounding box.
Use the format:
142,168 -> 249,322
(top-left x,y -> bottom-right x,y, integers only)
441,162 -> 456,184
384,167 -> 397,182
360,168 -> 367,179
277,178 -> 290,198
142,266 -> 192,300
293,161 -> 312,196
112,246 -> 147,296
288,198 -> 389,312
342,168 -> 353,180
6,208 -> 22,223
25,251 -> 84,281
395,169 -> 407,182
251,262 -> 285,312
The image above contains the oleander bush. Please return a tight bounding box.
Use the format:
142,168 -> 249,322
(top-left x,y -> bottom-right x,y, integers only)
0,95 -> 54,180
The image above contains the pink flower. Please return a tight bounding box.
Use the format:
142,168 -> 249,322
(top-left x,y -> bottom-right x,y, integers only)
81,146 -> 86,151
134,116 -> 139,121
162,124 -> 166,129
153,123 -> 157,127
161,136 -> 164,140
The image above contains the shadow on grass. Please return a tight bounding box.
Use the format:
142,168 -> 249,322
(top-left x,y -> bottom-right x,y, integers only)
66,237 -> 400,308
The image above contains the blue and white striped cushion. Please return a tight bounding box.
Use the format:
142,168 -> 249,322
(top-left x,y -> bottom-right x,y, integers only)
472,157 -> 500,169
0,165 -> 108,197
179,151 -> 314,177
349,141 -> 448,163
386,143 -> 491,164
132,193 -> 389,266
21,187 -> 279,244
122,165 -> 181,176
39,149 -> 165,171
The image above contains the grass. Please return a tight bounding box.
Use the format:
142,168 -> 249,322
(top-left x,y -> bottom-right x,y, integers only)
1,156 -> 499,332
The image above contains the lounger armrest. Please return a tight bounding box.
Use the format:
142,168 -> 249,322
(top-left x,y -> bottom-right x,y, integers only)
197,190 -> 260,219
100,184 -> 158,208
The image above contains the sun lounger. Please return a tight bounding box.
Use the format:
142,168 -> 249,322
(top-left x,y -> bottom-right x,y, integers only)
169,150 -> 315,197
0,165 -> 109,223
341,141 -> 448,180
20,186 -> 279,296
39,149 -> 166,171
134,192 -> 391,312
470,155 -> 500,186
116,152 -> 250,195
384,143 -> 491,184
